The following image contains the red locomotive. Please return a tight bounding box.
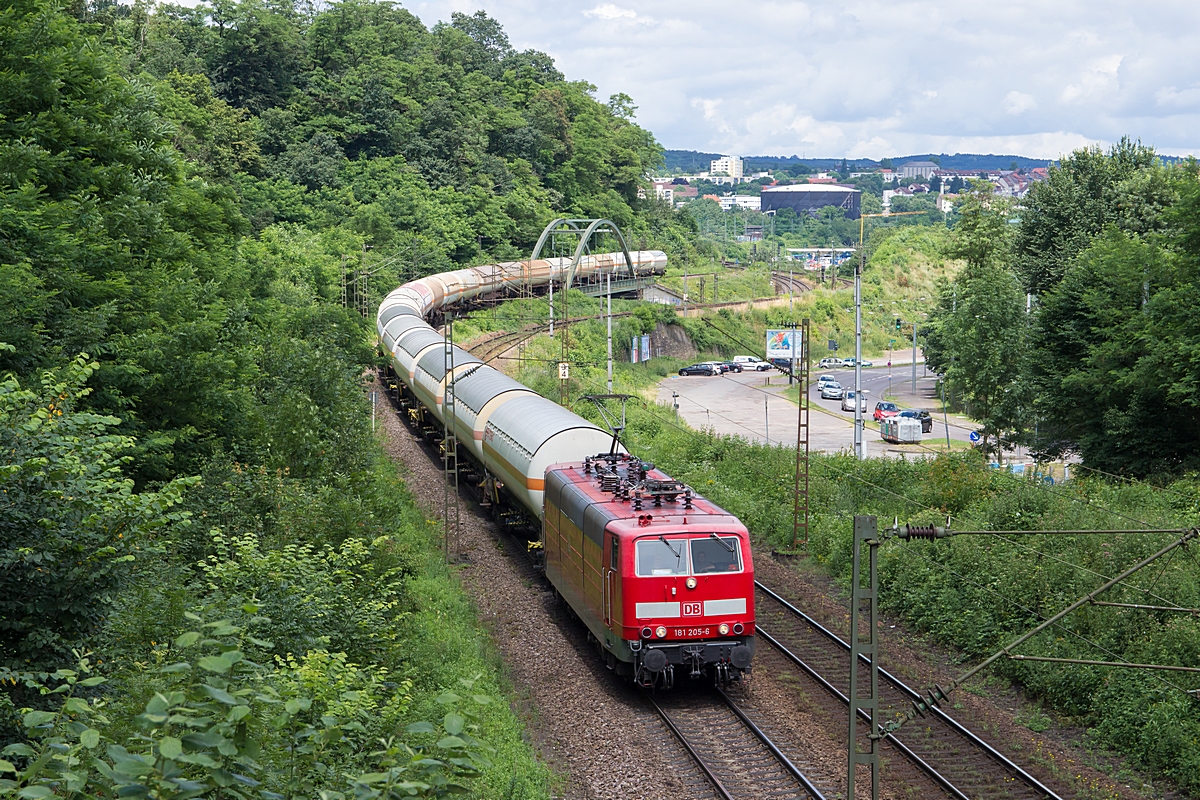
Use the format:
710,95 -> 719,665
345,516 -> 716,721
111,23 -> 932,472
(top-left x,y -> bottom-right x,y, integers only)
543,451 -> 755,688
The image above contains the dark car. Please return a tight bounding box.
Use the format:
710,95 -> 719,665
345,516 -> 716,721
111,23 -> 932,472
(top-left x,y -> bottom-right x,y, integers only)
679,363 -> 718,376
720,361 -> 744,373
873,401 -> 900,422
899,409 -> 934,433
769,358 -> 794,373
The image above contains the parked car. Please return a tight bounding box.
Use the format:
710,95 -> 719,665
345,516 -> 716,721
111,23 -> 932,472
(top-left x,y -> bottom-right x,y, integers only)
899,409 -> 934,433
873,401 -> 900,421
720,361 -> 744,373
733,355 -> 773,371
820,382 -> 843,399
679,363 -> 718,376
818,357 -> 842,369
841,390 -> 867,412
841,358 -> 875,368
701,361 -> 729,374
769,358 -> 794,372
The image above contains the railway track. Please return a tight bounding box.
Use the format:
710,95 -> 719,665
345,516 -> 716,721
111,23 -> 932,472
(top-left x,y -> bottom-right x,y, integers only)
771,270 -> 852,295
755,581 -> 1063,800
645,687 -> 833,800
463,310 -> 637,363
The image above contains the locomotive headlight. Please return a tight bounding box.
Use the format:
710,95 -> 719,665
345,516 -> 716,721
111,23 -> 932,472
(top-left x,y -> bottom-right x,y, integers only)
640,626 -> 654,639
685,577 -> 697,590
655,625 -> 667,639
718,623 -> 730,636
733,623 -> 744,635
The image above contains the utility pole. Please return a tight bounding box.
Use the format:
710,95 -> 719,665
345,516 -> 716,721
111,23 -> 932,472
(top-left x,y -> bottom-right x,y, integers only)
548,267 -> 554,336
764,394 -> 769,445
911,320 -> 917,394
854,221 -> 865,459
606,271 -> 613,393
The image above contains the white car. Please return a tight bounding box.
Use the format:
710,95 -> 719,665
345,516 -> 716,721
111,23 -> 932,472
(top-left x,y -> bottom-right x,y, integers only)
816,374 -> 838,387
841,390 -> 868,412
820,382 -> 843,399
733,355 -> 772,371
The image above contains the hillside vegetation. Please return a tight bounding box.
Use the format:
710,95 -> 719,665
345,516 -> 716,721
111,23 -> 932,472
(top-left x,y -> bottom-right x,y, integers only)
0,0 -> 713,794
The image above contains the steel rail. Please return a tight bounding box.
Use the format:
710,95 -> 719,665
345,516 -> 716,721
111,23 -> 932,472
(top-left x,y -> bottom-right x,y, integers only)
642,691 -> 734,800
756,627 -> 969,800
756,581 -> 1063,800
715,687 -> 827,800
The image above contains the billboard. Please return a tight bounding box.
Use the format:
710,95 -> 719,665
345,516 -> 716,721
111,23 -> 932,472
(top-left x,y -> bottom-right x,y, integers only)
766,329 -> 802,360
631,336 -> 639,363
640,335 -> 651,362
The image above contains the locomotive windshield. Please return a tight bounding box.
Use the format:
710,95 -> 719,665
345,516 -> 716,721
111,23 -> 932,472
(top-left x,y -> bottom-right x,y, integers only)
635,535 -> 743,576
691,536 -> 742,573
635,537 -> 688,576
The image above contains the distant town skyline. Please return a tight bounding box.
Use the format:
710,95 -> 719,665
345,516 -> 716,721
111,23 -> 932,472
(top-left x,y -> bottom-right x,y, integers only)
412,0 -> 1200,160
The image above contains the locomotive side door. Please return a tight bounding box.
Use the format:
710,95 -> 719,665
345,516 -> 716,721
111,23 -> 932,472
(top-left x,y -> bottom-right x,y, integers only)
604,533 -> 618,627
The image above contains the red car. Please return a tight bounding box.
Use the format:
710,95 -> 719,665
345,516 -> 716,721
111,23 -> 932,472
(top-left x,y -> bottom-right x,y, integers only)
873,401 -> 900,421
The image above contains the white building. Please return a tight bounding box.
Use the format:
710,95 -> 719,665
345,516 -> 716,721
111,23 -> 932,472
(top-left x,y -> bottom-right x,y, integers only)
719,195 -> 760,211
710,155 -> 744,179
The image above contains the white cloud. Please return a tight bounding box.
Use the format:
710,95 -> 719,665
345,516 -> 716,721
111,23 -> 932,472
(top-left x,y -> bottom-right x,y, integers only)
1003,91 -> 1037,115
1155,85 -> 1200,109
582,4 -> 652,23
408,0 -> 1200,158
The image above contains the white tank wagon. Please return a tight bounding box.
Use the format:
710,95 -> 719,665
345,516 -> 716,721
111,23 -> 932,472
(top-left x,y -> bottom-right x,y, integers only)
449,367 -> 538,462
480,394 -> 619,515
413,346 -> 482,422
376,250 -> 664,523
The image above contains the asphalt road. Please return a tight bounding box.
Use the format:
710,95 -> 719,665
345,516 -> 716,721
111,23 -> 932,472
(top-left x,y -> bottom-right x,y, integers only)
657,365 -> 978,457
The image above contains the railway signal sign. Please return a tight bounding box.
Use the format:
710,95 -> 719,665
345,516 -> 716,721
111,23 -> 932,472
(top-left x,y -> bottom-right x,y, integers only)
558,362 -> 570,380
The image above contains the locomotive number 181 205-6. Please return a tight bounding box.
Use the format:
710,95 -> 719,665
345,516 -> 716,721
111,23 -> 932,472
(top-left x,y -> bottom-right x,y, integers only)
674,627 -> 711,638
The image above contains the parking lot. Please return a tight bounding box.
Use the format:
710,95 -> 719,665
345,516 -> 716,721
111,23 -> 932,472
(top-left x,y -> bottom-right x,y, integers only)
658,363 -> 978,457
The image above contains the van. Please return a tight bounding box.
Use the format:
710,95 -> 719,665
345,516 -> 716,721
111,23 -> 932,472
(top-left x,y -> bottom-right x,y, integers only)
733,355 -> 772,372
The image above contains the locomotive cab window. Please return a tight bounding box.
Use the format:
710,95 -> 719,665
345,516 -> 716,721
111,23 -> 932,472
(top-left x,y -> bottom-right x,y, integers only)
690,535 -> 741,574
635,537 -> 688,576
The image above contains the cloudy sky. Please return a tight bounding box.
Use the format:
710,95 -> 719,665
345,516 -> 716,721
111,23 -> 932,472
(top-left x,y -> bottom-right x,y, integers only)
409,0 -> 1200,160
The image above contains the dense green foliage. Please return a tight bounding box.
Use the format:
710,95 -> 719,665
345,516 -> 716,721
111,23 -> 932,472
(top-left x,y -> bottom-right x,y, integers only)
924,144 -> 1200,476
923,184 -> 1028,458
0,0 -> 724,792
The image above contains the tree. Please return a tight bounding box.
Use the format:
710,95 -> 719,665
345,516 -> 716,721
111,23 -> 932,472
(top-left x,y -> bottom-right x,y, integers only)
1013,137 -> 1158,296
924,183 -> 1029,458
0,352 -> 194,667
1030,166 -> 1200,475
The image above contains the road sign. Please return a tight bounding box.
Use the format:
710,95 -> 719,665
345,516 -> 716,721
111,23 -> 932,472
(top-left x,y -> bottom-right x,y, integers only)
558,362 -> 570,380
969,431 -> 981,443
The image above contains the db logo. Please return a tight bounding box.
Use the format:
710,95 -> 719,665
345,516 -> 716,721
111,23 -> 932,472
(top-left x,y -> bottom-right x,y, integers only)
682,602 -> 702,617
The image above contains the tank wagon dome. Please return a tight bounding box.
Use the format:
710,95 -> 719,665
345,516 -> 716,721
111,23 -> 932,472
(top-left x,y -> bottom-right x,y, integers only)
381,314 -> 428,353
393,327 -> 448,388
453,367 -> 534,414
483,393 -> 620,515
378,303 -> 422,329
416,345 -> 481,381
486,394 -> 609,456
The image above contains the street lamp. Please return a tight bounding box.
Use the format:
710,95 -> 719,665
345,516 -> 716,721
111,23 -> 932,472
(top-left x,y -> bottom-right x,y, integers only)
854,209 -> 924,459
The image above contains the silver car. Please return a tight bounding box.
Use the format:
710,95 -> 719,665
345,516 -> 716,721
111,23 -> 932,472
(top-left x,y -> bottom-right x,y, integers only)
820,381 -> 843,399
841,390 -> 868,411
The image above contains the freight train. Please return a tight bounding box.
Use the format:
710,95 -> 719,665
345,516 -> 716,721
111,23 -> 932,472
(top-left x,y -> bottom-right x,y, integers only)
376,253 -> 755,688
